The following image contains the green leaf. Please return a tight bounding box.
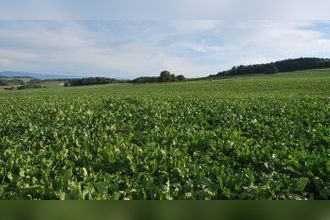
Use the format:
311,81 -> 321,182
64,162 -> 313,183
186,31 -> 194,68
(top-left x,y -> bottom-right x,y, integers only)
295,178 -> 308,192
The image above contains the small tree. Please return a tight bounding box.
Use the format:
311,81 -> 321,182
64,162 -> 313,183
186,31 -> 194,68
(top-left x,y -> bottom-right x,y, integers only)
159,71 -> 171,82
176,75 -> 185,81
170,74 -> 176,82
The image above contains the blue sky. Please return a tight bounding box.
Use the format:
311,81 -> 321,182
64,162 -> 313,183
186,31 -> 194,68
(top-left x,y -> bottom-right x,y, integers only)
0,1 -> 330,78
0,20 -> 330,78
1,0 -> 330,20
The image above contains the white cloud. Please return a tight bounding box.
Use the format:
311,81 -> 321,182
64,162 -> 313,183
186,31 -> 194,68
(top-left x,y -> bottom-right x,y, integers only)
169,20 -> 221,32
0,21 -> 208,78
0,21 -> 329,78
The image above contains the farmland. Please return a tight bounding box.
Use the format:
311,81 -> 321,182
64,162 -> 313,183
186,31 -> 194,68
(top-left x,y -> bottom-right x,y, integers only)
0,69 -> 329,199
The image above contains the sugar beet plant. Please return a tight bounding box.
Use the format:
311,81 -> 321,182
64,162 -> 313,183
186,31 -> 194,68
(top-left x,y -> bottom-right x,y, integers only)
0,75 -> 329,199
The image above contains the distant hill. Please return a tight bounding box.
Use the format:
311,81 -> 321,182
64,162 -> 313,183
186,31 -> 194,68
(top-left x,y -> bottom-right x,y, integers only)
0,71 -> 80,80
208,57 -> 330,78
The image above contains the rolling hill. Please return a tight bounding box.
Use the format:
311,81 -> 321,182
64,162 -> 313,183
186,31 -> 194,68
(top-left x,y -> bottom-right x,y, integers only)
0,71 -> 80,80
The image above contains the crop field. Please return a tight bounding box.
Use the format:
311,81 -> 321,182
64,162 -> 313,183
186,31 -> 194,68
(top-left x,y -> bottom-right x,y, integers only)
0,69 -> 329,199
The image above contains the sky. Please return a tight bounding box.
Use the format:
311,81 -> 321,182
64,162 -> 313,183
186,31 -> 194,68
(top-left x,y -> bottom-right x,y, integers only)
0,1 -> 330,78
1,0 -> 330,20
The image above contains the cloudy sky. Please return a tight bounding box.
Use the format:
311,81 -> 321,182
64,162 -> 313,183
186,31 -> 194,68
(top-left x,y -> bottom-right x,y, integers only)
0,1 -> 330,78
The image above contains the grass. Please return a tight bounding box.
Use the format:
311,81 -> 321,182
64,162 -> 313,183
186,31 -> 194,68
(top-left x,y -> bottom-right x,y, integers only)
0,69 -> 329,199
2,68 -> 329,98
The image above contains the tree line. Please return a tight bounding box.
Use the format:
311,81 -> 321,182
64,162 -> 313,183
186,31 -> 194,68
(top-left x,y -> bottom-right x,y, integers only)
133,71 -> 185,83
64,77 -> 119,87
4,57 -> 327,88
63,71 -> 186,86
1,78 -> 44,90
0,78 -> 25,86
213,58 -> 330,77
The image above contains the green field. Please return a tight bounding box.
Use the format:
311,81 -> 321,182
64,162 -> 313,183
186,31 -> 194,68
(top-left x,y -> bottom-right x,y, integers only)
0,69 -> 329,199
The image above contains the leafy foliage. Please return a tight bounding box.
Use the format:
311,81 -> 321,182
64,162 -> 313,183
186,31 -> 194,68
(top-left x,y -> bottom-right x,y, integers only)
0,69 -> 329,200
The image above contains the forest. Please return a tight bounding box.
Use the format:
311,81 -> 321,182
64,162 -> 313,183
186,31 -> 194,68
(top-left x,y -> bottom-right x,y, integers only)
213,58 -> 330,77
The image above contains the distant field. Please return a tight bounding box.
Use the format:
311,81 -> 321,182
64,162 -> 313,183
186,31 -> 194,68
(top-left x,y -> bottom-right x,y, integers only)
0,77 -> 33,83
0,69 -> 329,199
0,77 -> 34,91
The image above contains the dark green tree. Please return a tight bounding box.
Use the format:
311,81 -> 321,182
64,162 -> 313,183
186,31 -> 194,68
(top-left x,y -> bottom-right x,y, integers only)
264,64 -> 279,74
216,58 -> 330,77
159,71 -> 172,82
170,74 -> 176,82
65,77 -> 116,87
176,75 -> 185,81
